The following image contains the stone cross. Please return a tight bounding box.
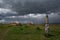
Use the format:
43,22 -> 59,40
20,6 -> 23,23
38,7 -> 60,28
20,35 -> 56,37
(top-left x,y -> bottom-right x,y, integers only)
45,15 -> 49,34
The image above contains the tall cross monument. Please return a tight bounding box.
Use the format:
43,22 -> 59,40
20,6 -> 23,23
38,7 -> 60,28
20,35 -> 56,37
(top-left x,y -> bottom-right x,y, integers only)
45,15 -> 49,35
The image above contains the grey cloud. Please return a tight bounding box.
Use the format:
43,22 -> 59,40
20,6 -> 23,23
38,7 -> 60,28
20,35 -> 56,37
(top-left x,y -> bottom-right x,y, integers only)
0,13 -> 59,24
0,0 -> 60,15
12,0 -> 60,15
0,0 -> 60,24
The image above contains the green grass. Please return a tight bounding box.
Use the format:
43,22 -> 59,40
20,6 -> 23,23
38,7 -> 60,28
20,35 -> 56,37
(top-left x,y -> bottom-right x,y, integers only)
0,24 -> 60,40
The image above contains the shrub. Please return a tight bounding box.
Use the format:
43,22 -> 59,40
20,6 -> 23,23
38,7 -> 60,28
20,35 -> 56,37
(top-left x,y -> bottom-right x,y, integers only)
36,27 -> 41,31
19,23 -> 22,26
20,28 -> 23,30
24,25 -> 28,28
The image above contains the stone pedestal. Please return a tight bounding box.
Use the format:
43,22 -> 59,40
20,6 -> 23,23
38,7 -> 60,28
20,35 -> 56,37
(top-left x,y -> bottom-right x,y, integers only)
45,24 -> 49,34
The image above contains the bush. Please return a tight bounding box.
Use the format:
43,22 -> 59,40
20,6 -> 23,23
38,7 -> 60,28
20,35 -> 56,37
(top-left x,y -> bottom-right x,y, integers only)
24,25 -> 28,28
19,23 -> 22,26
20,28 -> 23,30
36,27 -> 41,31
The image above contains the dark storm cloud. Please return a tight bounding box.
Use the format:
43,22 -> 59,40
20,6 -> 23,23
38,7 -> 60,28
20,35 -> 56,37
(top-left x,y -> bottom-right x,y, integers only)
0,0 -> 60,24
0,0 -> 60,15
12,0 -> 60,14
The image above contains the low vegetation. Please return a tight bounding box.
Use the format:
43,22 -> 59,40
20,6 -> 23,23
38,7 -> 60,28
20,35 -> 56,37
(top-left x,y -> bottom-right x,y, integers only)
0,24 -> 60,40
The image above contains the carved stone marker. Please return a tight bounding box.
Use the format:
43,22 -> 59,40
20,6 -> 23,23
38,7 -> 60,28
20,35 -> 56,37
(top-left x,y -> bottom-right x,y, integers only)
45,15 -> 49,34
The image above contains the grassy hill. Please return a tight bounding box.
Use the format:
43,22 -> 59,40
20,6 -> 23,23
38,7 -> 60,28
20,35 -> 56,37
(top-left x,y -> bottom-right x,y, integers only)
0,24 -> 60,40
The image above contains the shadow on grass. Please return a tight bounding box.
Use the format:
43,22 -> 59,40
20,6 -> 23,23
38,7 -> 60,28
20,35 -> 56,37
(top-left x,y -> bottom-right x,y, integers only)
36,27 -> 41,31
44,33 -> 55,38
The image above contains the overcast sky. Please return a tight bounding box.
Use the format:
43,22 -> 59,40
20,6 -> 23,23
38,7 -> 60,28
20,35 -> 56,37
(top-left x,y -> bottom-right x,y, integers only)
0,0 -> 60,24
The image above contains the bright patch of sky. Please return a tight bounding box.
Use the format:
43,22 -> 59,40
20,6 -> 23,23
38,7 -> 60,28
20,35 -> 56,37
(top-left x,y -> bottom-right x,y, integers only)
0,0 -> 3,3
0,8 -> 17,14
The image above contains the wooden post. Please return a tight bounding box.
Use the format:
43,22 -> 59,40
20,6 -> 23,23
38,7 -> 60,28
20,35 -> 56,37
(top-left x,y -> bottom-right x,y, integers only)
45,15 -> 49,35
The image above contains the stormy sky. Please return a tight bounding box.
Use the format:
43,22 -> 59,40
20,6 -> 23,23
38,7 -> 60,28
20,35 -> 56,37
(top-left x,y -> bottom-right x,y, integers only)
0,0 -> 60,24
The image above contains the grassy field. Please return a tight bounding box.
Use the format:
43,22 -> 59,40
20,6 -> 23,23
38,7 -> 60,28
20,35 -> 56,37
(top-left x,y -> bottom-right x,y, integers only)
0,24 -> 60,40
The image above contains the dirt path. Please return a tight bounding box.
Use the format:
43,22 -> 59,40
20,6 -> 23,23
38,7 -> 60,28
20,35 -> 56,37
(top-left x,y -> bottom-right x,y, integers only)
0,27 -> 12,40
